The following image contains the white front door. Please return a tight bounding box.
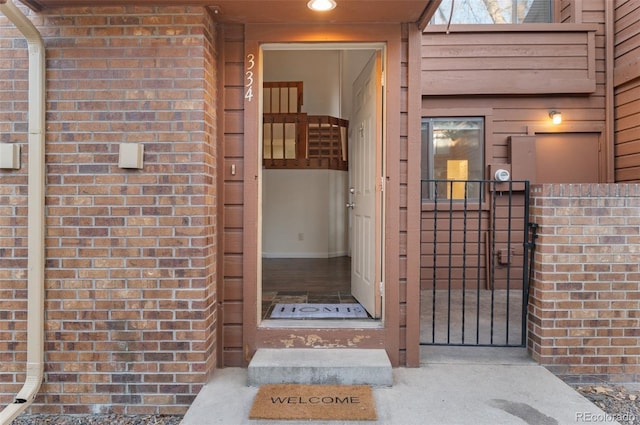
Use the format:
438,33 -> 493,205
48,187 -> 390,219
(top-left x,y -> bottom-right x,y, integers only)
350,51 -> 383,318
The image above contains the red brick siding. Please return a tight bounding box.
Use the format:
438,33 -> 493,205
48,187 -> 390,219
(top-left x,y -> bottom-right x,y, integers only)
528,184 -> 640,384
0,5 -> 218,415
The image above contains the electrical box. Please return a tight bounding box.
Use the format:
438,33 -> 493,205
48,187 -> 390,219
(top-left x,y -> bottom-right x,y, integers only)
0,143 -> 21,170
118,143 -> 144,169
497,248 -> 515,265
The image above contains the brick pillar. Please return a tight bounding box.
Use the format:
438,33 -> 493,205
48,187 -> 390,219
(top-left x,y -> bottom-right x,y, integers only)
528,184 -> 640,384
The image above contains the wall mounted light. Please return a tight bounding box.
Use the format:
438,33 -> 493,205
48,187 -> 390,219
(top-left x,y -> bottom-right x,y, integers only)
549,111 -> 562,125
307,0 -> 337,11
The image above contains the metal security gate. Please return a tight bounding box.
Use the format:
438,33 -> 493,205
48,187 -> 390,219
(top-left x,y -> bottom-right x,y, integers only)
419,180 -> 536,347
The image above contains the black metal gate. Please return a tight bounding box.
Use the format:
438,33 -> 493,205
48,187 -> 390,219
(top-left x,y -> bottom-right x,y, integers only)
419,180 -> 536,347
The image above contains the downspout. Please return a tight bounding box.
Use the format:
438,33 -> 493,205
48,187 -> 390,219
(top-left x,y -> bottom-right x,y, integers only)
0,1 -> 45,424
604,0 -> 615,182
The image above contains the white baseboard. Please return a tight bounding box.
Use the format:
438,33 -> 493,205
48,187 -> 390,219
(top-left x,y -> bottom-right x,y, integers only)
262,251 -> 348,259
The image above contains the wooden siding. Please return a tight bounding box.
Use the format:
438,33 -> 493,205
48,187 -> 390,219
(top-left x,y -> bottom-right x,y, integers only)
220,24 -> 246,367
422,25 -> 597,95
614,0 -> 640,182
421,7 -> 609,170
420,192 -> 527,291
420,2 -> 610,306
398,23 -> 412,365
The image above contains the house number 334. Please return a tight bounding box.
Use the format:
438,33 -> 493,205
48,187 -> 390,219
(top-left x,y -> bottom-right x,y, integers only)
245,53 -> 255,102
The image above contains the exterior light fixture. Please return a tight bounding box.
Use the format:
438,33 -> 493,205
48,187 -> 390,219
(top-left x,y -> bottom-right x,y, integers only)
307,0 -> 337,12
549,111 -> 562,125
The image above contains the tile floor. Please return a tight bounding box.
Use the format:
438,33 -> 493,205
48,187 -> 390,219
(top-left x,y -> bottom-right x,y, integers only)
261,257 -> 359,319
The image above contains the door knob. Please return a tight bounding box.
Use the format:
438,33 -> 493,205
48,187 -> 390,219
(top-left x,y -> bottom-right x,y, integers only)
346,202 -> 355,209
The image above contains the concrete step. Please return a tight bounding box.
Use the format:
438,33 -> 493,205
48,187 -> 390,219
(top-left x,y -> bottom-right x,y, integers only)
247,348 -> 392,387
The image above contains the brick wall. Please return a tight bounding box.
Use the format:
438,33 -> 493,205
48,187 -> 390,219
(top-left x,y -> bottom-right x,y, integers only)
528,184 -> 640,384
0,5 -> 218,415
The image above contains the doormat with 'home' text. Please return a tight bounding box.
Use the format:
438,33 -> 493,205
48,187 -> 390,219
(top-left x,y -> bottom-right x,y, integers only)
249,384 -> 377,421
270,303 -> 368,319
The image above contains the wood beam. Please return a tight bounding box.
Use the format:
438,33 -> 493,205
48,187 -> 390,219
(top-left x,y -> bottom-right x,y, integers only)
417,0 -> 442,31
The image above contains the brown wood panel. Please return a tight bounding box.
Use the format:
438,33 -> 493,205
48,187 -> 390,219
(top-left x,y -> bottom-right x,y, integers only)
224,110 -> 244,134
223,254 -> 243,278
583,11 -> 605,23
221,24 -> 246,367
423,30 -> 589,46
223,230 -> 243,254
224,205 -> 243,228
405,22 -> 424,366
535,133 -> 600,183
224,41 -> 245,62
424,70 -> 595,95
223,279 -> 243,301
224,85 -> 245,110
224,63 -> 245,87
616,112 -> 640,133
216,21 -> 227,369
223,326 -> 242,348
615,80 -> 640,106
421,26 -> 598,95
615,22 -> 640,55
615,0 -> 640,22
616,97 -> 640,122
614,0 -> 640,123
615,153 -> 640,170
615,166 -> 640,182
617,132 -> 640,152
425,95 -> 606,109
223,182 -> 243,204
422,56 -> 588,71
224,134 -> 244,157
223,302 -> 243,324
424,43 -> 589,58
222,350 -> 243,367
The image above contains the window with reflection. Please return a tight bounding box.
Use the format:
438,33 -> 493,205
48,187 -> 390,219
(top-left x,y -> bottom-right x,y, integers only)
431,0 -> 552,25
421,118 -> 484,200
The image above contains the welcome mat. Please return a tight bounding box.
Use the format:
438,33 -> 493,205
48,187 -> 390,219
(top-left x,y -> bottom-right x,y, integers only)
270,303 -> 368,319
249,384 -> 377,421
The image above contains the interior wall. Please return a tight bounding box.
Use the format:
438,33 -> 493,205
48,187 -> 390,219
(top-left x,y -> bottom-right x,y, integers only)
263,50 -> 341,116
262,169 -> 348,257
261,49 -> 372,259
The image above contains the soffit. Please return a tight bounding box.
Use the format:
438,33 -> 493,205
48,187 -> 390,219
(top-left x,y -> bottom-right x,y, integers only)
18,0 -> 439,26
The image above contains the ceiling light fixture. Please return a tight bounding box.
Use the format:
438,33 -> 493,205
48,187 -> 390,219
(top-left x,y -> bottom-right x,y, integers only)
307,0 -> 337,12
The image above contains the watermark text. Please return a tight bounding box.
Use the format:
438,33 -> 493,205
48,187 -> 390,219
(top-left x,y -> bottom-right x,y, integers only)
576,411 -> 636,423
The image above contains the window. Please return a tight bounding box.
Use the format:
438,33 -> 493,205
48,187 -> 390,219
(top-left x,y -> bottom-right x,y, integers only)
421,118 -> 484,200
432,0 -> 552,25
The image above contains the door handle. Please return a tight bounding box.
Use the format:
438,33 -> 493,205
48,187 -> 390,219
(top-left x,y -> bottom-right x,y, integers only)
346,202 -> 355,209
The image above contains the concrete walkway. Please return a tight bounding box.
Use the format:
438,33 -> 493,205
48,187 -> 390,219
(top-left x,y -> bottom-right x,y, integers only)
182,347 -> 619,425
